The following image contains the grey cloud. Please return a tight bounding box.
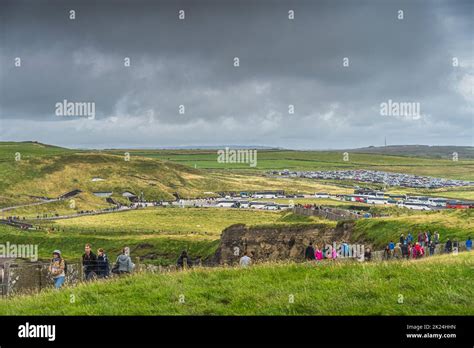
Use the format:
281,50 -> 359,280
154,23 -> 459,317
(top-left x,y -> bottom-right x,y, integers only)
0,0 -> 472,148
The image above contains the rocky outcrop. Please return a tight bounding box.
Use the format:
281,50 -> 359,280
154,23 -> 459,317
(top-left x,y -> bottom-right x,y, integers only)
212,222 -> 355,265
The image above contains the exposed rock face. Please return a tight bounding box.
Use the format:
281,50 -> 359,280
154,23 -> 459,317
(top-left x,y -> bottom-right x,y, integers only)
212,222 -> 355,265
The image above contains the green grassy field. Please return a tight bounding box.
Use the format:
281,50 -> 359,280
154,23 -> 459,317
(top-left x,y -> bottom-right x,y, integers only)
0,253 -> 472,315
353,209 -> 473,249
46,207 -> 304,236
0,208 -> 328,264
111,149 -> 474,180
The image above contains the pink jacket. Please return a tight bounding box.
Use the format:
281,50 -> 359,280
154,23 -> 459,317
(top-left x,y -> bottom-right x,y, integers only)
315,250 -> 323,260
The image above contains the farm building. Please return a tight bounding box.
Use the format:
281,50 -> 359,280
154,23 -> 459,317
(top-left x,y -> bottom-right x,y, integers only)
93,191 -> 112,198
122,191 -> 139,202
59,189 -> 82,199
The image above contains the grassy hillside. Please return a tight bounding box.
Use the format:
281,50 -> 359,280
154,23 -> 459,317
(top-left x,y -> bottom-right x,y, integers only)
1,143 -> 472,212
0,141 -> 72,159
0,209 -> 328,264
46,208 -> 302,235
0,253 -> 472,315
0,143 -> 359,209
353,209 -> 473,249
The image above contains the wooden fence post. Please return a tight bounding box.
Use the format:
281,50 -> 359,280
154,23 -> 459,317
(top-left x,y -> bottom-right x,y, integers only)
79,257 -> 84,281
38,261 -> 43,292
0,264 -> 4,297
4,262 -> 10,296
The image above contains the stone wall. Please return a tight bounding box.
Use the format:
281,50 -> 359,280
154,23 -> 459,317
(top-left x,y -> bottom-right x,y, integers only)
293,206 -> 361,221
0,260 -> 181,296
212,222 -> 355,265
1,261 -> 82,295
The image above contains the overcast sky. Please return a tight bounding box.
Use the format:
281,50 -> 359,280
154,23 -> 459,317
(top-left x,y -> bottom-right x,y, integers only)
0,0 -> 472,149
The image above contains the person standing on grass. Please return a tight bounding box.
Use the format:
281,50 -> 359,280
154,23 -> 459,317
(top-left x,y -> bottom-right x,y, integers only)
429,241 -> 436,256
384,245 -> 391,260
49,250 -> 65,289
364,248 -> 372,261
466,237 -> 472,252
315,246 -> 323,261
419,243 -> 425,258
401,243 -> 409,259
434,231 -> 440,244
445,238 -> 452,253
393,243 -> 402,259
177,250 -> 192,269
453,240 -> 459,253
115,248 -> 134,274
239,252 -> 252,268
389,241 -> 395,257
341,241 -> 348,257
305,242 -> 315,261
399,234 -> 405,245
412,243 -> 419,259
322,245 -> 329,259
97,248 -> 110,278
82,243 -> 98,280
331,246 -> 337,261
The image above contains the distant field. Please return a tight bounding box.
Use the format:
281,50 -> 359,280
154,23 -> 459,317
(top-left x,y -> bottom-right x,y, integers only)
110,149 -> 474,181
1,143 -> 473,211
0,253 -> 472,315
47,207 -> 300,236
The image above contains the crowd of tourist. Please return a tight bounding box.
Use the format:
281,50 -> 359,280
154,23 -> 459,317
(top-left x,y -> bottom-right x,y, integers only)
382,232 -> 471,260
48,234 -> 472,289
304,241 -> 372,261
48,243 -> 135,289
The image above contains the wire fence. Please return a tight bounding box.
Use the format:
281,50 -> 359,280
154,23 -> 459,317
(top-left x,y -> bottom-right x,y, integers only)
0,257 -> 201,297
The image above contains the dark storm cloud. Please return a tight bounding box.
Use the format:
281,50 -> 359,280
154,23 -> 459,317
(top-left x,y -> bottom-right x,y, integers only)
0,0 -> 472,148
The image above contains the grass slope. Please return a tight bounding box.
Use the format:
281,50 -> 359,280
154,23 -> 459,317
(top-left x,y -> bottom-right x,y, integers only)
353,209 -> 473,248
0,209 -> 328,264
0,143 -> 358,209
0,253 -> 472,315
